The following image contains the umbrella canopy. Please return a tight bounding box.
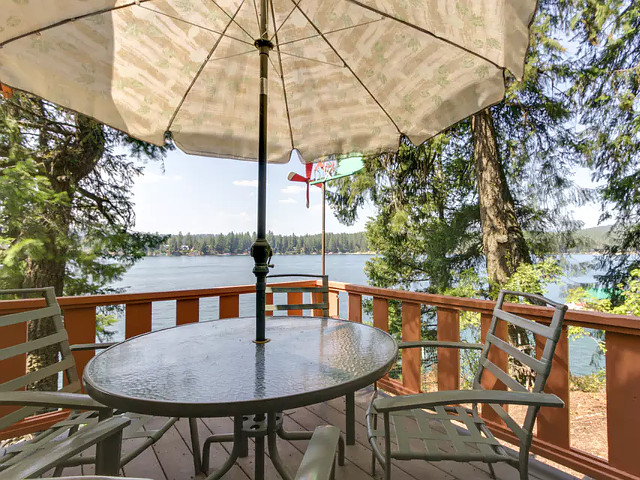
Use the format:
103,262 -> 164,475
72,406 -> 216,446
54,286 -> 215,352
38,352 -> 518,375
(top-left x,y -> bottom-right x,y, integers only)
0,0 -> 537,341
0,1 -> 535,163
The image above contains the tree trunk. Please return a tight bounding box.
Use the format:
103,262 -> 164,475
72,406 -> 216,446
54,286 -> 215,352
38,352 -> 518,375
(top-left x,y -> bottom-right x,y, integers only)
472,108 -> 531,291
23,201 -> 71,392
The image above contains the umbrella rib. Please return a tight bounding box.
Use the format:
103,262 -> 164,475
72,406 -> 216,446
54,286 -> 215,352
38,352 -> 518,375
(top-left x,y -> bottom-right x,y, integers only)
276,18 -> 384,47
289,0 -> 402,135
0,0 -> 155,48
343,0 -> 504,72
139,5 -> 254,46
165,0 -> 249,133
270,0 -> 296,151
208,0 -> 256,42
277,50 -> 344,68
270,0 -> 305,42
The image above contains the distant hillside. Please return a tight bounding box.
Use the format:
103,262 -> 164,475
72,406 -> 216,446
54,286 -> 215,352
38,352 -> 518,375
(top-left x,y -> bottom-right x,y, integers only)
570,225 -> 614,252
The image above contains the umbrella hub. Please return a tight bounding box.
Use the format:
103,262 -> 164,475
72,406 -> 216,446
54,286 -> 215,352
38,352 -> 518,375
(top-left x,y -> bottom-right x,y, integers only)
254,38 -> 274,51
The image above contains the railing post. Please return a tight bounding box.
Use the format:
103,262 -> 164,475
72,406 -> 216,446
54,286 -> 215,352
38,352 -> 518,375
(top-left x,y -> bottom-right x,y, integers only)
266,292 -> 273,317
328,291 -> 339,318
287,292 -> 303,316
63,306 -> 97,387
348,293 -> 362,323
402,302 -> 421,393
176,298 -> 199,325
125,302 -> 152,338
373,297 -> 388,332
311,290 -> 323,317
0,320 -> 26,421
606,331 -> 640,476
480,312 -> 508,423
536,326 -> 570,449
220,295 -> 240,319
437,308 -> 459,392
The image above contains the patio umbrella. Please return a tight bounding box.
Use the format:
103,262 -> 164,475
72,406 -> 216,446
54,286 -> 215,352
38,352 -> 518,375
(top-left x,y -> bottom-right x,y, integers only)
0,0 -> 537,342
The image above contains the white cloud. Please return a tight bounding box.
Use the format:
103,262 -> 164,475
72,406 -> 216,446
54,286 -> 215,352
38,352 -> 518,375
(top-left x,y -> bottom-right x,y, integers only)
233,180 -> 258,187
279,198 -> 297,204
281,185 -> 305,194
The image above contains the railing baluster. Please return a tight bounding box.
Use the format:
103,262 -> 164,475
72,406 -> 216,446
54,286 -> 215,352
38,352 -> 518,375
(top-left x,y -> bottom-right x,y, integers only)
219,295 -> 240,319
402,301 -> 421,393
311,290 -> 323,317
329,291 -> 339,318
437,308 -> 459,392
0,320 -> 27,421
63,306 -> 97,388
348,293 -> 362,323
606,331 -> 640,476
480,312 -> 508,424
536,326 -> 570,449
266,292 -> 274,317
373,297 -> 388,332
125,302 -> 152,338
287,292 -> 303,316
176,298 -> 199,325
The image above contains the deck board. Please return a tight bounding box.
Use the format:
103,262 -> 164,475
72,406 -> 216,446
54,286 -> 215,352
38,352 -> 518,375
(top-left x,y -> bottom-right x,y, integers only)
61,388 -> 567,480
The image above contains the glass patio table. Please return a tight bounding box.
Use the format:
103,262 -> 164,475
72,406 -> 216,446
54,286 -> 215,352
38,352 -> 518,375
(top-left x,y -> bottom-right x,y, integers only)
83,316 -> 398,480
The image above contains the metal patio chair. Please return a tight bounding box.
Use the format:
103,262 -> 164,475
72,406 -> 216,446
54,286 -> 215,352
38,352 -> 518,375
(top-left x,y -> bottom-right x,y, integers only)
0,287 -> 178,477
266,273 -> 356,445
367,290 -> 568,480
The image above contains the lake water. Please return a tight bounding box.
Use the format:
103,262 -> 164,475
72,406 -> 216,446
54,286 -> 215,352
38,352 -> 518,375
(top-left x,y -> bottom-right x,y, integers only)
109,253 -> 604,376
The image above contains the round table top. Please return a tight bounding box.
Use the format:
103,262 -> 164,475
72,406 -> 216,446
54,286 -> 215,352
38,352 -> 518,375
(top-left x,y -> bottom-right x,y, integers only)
83,317 -> 398,417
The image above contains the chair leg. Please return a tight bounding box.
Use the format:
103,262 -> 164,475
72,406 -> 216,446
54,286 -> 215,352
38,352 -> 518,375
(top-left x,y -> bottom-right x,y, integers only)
488,462 -> 497,480
345,392 -> 355,445
370,412 -> 377,475
519,446 -> 531,480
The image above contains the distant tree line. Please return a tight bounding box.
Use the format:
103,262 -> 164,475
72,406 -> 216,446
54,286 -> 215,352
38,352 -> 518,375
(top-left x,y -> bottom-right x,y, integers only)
149,232 -> 370,255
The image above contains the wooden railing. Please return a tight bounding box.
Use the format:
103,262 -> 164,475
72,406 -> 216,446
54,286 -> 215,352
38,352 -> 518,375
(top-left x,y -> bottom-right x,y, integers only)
1,280 -> 638,479
330,280 -> 640,480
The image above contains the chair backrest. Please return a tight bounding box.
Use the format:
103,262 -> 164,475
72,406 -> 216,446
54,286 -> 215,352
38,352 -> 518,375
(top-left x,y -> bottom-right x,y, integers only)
472,290 -> 567,439
266,274 -> 329,317
0,287 -> 80,431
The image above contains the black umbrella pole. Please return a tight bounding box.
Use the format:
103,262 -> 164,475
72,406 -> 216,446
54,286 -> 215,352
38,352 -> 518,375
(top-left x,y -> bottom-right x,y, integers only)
251,36 -> 273,344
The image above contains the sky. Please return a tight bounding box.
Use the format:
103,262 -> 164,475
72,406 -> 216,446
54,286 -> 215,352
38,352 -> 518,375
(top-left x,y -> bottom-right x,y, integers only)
131,149 -> 605,235
131,149 -> 375,235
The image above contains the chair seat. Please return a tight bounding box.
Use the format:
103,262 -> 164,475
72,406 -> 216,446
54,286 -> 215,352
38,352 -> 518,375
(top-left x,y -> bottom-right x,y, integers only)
368,402 -> 511,464
1,409 -> 175,469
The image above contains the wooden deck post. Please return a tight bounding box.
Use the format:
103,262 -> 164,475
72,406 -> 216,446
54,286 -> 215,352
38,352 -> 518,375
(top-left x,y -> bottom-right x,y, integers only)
348,293 -> 362,323
373,297 -> 389,332
606,331 -> 640,476
287,292 -> 303,316
437,308 -> 459,392
0,320 -> 27,421
125,302 -> 152,338
63,306 -> 97,387
536,326 -> 570,449
329,291 -> 339,318
402,302 -> 421,393
219,295 -> 240,319
176,298 -> 199,325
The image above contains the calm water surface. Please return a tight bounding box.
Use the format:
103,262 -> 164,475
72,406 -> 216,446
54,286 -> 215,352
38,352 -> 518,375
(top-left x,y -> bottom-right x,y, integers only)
109,253 -> 604,375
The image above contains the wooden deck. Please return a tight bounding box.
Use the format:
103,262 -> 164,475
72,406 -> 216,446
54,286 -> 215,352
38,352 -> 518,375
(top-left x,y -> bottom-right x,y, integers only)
61,388 -> 576,480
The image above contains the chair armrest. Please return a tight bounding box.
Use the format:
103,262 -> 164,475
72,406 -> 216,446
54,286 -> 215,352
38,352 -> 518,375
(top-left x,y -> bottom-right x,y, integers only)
0,391 -> 110,412
71,342 -> 118,351
399,341 -> 484,350
294,425 -> 340,480
373,390 -> 565,413
0,415 -> 130,480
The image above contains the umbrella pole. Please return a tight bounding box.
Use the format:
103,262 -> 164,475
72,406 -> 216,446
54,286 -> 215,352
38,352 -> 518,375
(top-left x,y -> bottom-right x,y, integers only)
251,0 -> 273,344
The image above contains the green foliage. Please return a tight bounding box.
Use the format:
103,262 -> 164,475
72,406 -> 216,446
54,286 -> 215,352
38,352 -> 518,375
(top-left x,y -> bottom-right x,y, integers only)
565,0 -> 640,298
147,231 -> 369,255
570,371 -> 606,393
0,92 -> 169,295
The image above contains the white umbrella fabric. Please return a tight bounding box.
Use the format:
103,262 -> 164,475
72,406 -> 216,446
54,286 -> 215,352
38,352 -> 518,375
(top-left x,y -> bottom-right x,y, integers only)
0,0 -> 536,341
